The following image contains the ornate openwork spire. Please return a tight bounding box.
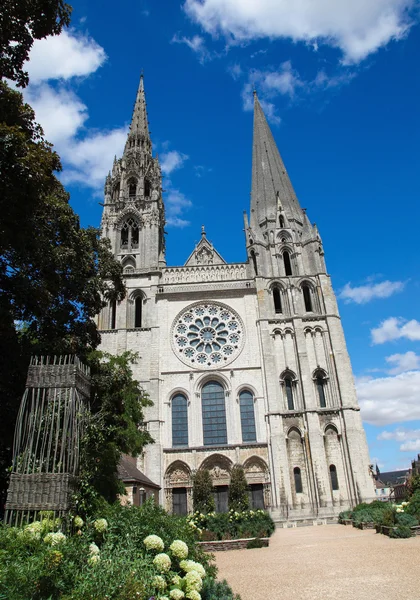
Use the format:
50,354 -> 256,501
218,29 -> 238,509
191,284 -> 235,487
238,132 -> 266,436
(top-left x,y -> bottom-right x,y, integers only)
124,74 -> 151,155
251,92 -> 301,228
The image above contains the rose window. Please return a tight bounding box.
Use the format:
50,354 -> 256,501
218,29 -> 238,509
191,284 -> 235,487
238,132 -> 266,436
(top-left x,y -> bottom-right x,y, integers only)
172,302 -> 245,369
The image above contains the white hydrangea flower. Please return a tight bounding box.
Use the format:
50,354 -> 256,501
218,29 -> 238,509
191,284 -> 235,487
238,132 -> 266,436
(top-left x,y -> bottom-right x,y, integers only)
44,532 -> 66,546
153,552 -> 172,572
170,589 -> 185,600
172,575 -> 182,586
184,571 -> 203,592
144,534 -> 165,552
152,575 -> 166,591
186,591 -> 201,600
74,516 -> 84,528
94,518 -> 108,533
89,542 -> 100,555
88,554 -> 100,565
170,539 -> 189,559
180,560 -> 206,578
26,521 -> 42,533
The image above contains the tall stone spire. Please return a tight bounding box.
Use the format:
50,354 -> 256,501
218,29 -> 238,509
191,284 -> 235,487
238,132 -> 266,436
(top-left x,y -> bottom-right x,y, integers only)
251,92 -> 301,228
124,74 -> 151,155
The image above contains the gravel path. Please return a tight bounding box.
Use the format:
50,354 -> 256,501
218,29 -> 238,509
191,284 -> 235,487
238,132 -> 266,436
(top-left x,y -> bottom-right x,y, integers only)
215,524 -> 420,600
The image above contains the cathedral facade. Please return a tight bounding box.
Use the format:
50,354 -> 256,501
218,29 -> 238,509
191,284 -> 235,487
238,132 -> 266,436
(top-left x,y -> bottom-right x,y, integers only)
97,76 -> 374,521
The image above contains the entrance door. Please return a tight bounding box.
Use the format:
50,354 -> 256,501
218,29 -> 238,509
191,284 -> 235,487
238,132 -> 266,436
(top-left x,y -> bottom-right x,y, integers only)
250,484 -> 265,509
214,485 -> 229,513
172,487 -> 187,515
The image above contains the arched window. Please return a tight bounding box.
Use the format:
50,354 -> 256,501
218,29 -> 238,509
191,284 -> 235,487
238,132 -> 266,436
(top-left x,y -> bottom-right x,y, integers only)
284,375 -> 294,410
302,284 -> 313,312
329,464 -> 339,490
144,178 -> 151,197
134,297 -> 142,328
294,467 -> 303,493
239,390 -> 256,442
273,287 -> 282,313
279,215 -> 285,227
250,250 -> 258,276
316,373 -> 327,408
128,179 -> 137,197
172,394 -> 188,447
202,381 -> 227,446
110,300 -> 116,330
283,251 -> 292,276
120,218 -> 140,249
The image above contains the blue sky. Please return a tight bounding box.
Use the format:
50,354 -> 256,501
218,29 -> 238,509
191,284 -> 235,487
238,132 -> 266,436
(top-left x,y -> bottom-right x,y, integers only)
21,0 -> 420,472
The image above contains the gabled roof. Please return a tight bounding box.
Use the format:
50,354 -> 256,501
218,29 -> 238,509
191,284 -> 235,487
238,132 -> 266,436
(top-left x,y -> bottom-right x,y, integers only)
184,226 -> 226,266
376,470 -> 408,487
118,456 -> 161,489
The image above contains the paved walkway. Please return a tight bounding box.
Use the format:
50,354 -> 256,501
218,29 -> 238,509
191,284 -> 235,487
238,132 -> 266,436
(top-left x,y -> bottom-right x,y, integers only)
215,524 -> 419,600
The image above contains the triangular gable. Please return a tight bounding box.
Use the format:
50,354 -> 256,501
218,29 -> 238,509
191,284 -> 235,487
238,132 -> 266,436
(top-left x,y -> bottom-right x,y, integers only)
184,228 -> 226,266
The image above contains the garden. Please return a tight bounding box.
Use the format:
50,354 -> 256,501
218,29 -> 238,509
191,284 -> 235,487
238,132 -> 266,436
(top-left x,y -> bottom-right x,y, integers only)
0,502 -> 242,600
338,475 -> 420,538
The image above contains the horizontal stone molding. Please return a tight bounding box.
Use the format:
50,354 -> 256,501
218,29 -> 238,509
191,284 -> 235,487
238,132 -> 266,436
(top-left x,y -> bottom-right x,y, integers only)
162,263 -> 248,284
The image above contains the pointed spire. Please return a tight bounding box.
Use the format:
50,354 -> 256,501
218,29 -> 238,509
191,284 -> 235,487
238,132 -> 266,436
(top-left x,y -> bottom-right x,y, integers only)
251,93 -> 301,228
124,74 -> 152,155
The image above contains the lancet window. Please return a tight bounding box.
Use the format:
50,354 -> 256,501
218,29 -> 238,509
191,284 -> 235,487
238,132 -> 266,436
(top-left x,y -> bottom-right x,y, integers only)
120,218 -> 140,250
202,381 -> 227,446
172,394 -> 188,447
239,390 -> 257,442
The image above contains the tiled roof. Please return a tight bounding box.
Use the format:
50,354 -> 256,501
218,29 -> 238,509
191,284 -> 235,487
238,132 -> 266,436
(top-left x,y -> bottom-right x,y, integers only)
117,456 -> 161,489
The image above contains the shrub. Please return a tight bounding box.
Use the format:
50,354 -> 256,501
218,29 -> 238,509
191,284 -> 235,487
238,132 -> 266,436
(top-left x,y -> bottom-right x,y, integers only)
246,537 -> 266,549
188,509 -> 275,541
228,465 -> 249,512
389,525 -> 413,539
406,490 -> 420,519
0,501 -> 234,600
396,513 -> 418,527
338,510 -> 352,523
192,469 -> 215,514
201,577 -> 241,600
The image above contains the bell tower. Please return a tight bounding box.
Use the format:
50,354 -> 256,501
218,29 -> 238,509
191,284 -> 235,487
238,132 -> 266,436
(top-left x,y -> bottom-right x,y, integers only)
101,75 -> 166,272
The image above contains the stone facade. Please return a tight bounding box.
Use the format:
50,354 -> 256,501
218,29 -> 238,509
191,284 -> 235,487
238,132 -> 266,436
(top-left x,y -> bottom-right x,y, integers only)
96,76 -> 375,522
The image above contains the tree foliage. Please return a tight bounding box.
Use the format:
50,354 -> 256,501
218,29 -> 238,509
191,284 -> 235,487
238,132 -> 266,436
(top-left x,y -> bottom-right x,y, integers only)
193,469 -> 215,514
0,82 -> 125,513
73,352 -> 154,515
228,465 -> 249,512
0,0 -> 72,87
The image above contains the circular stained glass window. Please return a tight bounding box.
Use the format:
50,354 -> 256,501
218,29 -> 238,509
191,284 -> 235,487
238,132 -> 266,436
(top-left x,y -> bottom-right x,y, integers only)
171,302 -> 245,369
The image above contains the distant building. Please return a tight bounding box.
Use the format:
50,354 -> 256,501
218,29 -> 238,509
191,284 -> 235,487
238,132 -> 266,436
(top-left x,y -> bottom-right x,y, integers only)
118,455 -> 160,506
97,75 -> 375,521
374,469 -> 409,502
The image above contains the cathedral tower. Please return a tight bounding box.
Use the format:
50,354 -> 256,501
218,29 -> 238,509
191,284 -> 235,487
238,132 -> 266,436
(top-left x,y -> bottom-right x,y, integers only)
97,78 -> 374,521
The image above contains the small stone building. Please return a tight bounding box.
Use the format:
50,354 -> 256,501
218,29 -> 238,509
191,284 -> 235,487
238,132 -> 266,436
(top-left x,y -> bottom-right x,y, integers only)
97,75 -> 375,522
118,455 -> 160,506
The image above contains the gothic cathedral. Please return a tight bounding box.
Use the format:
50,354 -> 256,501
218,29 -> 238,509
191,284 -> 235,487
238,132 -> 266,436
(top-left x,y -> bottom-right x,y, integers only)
97,76 -> 374,521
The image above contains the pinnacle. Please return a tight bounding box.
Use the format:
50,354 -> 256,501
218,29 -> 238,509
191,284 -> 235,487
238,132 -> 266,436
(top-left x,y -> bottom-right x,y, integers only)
124,73 -> 151,155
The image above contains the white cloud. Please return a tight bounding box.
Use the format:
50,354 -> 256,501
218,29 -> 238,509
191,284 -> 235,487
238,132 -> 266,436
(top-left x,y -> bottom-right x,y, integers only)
386,351 -> 420,374
172,34 -> 212,63
400,439 -> 420,452
357,370 -> 420,425
165,188 -> 192,228
160,150 -> 189,176
339,279 -> 405,304
184,0 -> 415,63
371,317 -> 420,344
378,427 -> 420,441
26,84 -> 88,145
27,29 -> 106,83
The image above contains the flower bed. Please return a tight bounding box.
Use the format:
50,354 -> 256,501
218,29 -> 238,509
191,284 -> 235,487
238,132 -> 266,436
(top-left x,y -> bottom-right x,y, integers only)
339,497 -> 420,540
0,503 -> 241,600
187,509 -> 275,542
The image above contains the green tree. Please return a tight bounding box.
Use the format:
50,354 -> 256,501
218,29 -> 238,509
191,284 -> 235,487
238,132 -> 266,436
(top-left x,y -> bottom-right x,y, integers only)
0,0 -> 72,87
73,352 -> 154,515
228,465 -> 249,512
193,469 -> 215,514
0,82 -> 125,514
